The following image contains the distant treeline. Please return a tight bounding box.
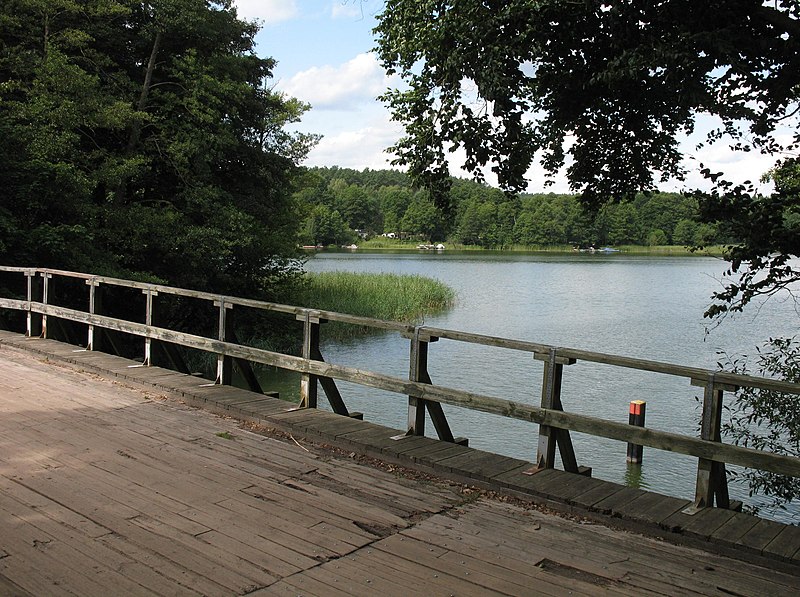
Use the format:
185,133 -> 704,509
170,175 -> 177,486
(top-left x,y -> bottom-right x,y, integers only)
295,167 -> 729,248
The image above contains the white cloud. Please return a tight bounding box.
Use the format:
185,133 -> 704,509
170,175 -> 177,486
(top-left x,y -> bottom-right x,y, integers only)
303,117 -> 404,170
279,53 -> 390,109
331,2 -> 363,20
234,0 -> 298,24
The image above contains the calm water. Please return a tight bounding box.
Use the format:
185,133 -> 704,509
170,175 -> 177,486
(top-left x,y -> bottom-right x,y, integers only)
266,251 -> 799,520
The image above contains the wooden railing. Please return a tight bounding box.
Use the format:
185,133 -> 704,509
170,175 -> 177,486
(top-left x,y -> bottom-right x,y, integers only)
2,266 -> 799,513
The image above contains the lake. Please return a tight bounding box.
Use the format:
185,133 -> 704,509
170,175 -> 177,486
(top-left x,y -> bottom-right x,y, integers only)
268,250 -> 799,520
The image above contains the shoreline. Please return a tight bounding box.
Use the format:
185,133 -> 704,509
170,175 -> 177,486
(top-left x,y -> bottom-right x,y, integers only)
302,243 -> 728,257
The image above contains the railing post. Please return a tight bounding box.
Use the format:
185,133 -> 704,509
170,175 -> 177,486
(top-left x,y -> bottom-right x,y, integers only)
299,311 -> 320,409
407,327 -> 430,436
40,272 -> 52,338
404,327 -> 467,444
86,278 -> 99,350
685,375 -> 738,513
296,311 -> 355,416
214,297 -> 233,385
532,348 -> 585,474
24,269 -> 38,337
142,288 -> 157,365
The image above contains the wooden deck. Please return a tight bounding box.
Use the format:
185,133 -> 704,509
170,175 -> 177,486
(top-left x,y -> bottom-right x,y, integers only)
0,336 -> 799,595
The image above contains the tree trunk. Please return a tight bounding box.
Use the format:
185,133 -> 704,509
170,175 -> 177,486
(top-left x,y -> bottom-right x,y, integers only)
116,29 -> 163,203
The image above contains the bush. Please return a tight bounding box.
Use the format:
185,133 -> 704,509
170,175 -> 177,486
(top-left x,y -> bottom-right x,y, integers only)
721,337 -> 800,515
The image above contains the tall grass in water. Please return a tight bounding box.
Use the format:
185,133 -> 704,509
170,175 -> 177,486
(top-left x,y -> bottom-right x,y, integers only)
293,271 -> 456,339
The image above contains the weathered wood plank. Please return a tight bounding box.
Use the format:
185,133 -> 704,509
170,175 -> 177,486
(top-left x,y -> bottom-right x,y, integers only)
710,512 -> 761,545
561,480 -> 625,510
396,438 -> 469,462
432,450 -> 524,478
0,570 -> 36,597
763,524 -> 800,561
526,470 -> 607,503
373,533 -> 601,597
4,339 -> 800,597
592,486 -> 647,514
663,506 -> 738,539
621,491 -> 692,526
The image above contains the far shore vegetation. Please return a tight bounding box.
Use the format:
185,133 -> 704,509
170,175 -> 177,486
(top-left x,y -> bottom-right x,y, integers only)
351,237 -> 727,256
295,167 -> 731,253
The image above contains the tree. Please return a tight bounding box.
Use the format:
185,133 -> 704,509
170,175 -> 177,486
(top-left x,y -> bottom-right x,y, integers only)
401,195 -> 440,239
376,1 -> 800,513
302,205 -> 352,246
607,203 -> 642,245
377,186 -> 413,234
376,1 -> 799,208
0,0 -> 316,299
720,338 -> 800,515
699,158 -> 800,317
334,184 -> 381,232
376,1 -> 799,311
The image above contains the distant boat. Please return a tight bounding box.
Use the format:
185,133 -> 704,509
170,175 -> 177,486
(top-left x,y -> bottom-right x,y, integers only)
598,247 -> 620,253
343,244 -> 358,250
417,243 -> 445,251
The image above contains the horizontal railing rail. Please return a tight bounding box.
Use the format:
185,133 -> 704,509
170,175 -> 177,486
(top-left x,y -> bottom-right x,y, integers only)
2,266 -> 799,513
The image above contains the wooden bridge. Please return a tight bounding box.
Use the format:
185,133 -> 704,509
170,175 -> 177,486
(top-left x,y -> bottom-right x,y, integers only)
1,267 -> 800,595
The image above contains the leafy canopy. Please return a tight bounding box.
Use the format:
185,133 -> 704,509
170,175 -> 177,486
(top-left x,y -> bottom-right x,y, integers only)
375,0 -> 800,317
375,1 -> 799,209
0,0 -> 317,298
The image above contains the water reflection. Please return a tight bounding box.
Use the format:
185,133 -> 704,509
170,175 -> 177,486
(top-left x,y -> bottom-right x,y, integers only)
624,462 -> 650,490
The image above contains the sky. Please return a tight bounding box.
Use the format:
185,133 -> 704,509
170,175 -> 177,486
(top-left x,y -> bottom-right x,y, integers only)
233,0 -> 783,195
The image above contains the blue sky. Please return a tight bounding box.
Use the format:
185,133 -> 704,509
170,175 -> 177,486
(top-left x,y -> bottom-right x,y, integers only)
233,1 -> 783,194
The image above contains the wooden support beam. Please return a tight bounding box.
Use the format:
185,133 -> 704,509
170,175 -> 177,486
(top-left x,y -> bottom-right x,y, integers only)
142,288 -> 157,365
687,375 -> 731,513
310,346 -> 351,416
299,312 -> 320,409
225,326 -> 264,394
214,298 -> 233,385
405,328 -> 464,444
535,349 -> 580,473
407,331 -> 430,437
39,272 -> 52,338
86,278 -> 100,351
24,270 -> 40,337
297,312 -> 350,416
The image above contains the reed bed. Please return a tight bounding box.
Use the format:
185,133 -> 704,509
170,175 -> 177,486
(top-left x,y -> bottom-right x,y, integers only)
294,271 -> 456,339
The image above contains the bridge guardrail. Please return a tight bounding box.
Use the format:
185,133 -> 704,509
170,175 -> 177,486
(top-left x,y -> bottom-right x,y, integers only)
1,265 -> 798,513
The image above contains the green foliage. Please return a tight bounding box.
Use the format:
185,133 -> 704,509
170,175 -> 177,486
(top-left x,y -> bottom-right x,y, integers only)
301,205 -> 353,246
0,0 -> 315,299
292,271 -> 455,339
720,338 -> 800,515
698,158 -> 800,318
375,1 -> 799,209
294,168 -> 725,248
375,1 -> 799,325
646,229 -> 669,246
401,195 -> 441,239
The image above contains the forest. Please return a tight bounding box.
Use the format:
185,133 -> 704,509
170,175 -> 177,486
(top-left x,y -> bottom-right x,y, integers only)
0,0 -> 315,300
295,167 -> 725,249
